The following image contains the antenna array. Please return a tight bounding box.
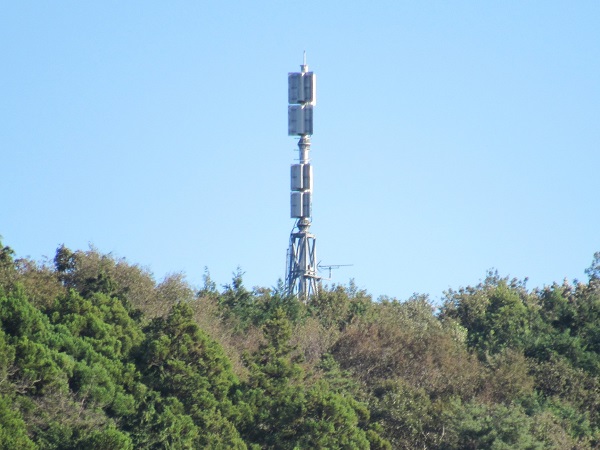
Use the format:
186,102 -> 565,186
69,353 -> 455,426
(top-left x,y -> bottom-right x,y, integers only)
285,57 -> 320,301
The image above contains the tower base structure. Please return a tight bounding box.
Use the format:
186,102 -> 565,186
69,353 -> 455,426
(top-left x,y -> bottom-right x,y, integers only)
286,218 -> 319,301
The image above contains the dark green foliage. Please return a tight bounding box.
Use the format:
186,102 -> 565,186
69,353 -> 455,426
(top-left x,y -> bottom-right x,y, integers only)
219,270 -> 304,331
441,273 -> 532,356
75,424 -> 133,450
127,394 -> 201,449
371,379 -> 443,449
136,302 -> 246,448
310,282 -> 372,331
4,239 -> 600,448
585,252 -> 600,282
139,303 -> 237,403
439,400 -> 546,450
238,307 -> 387,448
0,394 -> 37,450
0,238 -> 17,293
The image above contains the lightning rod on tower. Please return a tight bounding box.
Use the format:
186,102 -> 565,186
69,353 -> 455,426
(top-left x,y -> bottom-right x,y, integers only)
285,56 -> 320,301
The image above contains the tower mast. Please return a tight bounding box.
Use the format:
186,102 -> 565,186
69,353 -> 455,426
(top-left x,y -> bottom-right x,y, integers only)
285,57 -> 319,301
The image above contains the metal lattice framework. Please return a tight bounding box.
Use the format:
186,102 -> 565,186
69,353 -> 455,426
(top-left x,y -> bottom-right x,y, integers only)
285,219 -> 319,300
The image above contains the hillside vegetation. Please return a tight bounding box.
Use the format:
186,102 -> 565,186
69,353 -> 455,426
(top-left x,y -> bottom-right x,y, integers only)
1,238 -> 600,449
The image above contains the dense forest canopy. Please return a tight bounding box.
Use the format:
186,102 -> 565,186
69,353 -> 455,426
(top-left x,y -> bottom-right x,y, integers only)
1,237 -> 600,449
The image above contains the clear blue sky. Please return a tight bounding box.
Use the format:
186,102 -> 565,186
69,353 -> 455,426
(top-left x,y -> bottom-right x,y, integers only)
2,2 -> 599,302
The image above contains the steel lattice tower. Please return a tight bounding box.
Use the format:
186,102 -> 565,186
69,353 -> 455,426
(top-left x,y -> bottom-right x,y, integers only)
285,57 -> 320,301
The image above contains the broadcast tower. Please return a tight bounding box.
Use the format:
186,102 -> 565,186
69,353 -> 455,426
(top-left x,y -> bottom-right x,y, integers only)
285,56 -> 320,301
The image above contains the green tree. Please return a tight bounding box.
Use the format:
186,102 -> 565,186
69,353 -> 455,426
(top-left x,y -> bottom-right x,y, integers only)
334,296 -> 482,400
0,238 -> 16,293
585,252 -> 600,282
309,283 -> 372,331
371,379 -> 443,449
0,395 -> 37,450
137,302 -> 246,449
127,393 -> 200,450
439,400 -> 545,450
441,274 -> 532,355
239,308 -> 386,449
75,424 -> 133,450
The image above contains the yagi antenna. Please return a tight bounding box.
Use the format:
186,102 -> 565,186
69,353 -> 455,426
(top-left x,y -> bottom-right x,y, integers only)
318,263 -> 353,280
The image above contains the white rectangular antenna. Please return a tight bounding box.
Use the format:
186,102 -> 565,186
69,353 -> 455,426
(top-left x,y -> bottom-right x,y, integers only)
291,164 -> 303,191
303,73 -> 316,105
288,73 -> 302,104
303,164 -> 313,191
288,105 -> 313,135
288,72 -> 316,105
291,192 -> 303,218
302,191 -> 312,217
